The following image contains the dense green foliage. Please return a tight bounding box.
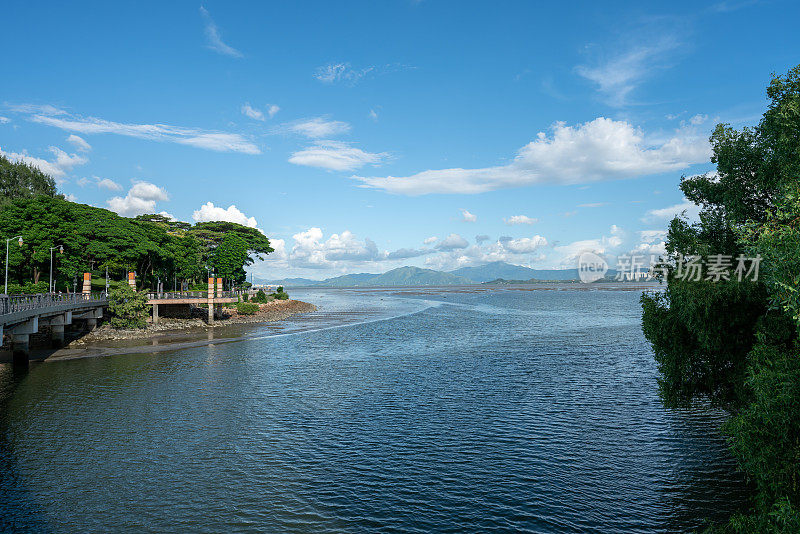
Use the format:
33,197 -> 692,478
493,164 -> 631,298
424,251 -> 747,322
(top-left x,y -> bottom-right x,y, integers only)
108,285 -> 150,329
252,289 -> 270,303
235,302 -> 259,315
0,195 -> 273,292
641,65 -> 800,528
272,286 -> 289,300
0,154 -> 59,204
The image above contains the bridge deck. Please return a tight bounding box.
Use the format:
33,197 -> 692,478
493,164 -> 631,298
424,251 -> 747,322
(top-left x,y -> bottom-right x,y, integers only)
1,294 -> 108,327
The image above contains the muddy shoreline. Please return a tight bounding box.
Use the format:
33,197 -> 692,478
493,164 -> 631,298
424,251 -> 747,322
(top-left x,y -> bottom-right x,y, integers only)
0,300 -> 316,363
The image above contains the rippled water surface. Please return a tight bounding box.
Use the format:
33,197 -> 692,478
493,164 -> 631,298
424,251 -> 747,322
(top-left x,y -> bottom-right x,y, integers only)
0,287 -> 749,532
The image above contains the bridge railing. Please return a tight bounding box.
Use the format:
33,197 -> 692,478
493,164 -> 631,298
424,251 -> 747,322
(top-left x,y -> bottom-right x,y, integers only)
146,291 -> 208,300
145,290 -> 247,300
0,292 -> 107,316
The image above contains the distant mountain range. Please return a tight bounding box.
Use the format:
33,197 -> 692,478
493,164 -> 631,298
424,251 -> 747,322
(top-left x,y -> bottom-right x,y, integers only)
258,261 -> 615,287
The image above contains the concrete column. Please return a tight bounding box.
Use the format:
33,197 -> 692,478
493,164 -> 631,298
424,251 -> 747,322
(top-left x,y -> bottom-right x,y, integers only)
82,272 -> 91,295
207,277 -> 215,323
51,325 -> 65,347
12,333 -> 30,361
216,277 -> 223,296
86,318 -> 97,331
128,272 -> 136,290
153,303 -> 159,323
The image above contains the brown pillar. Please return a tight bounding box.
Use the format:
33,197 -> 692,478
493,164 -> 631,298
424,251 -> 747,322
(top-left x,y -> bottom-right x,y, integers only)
82,273 -> 91,295
207,277 -> 214,323
128,272 -> 136,290
216,277 -> 223,296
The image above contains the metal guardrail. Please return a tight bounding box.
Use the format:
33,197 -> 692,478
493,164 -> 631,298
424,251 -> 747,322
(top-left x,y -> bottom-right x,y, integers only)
0,292 -> 108,316
145,290 -> 248,300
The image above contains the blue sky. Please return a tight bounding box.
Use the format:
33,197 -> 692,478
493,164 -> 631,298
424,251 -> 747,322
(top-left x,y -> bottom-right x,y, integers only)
1,0 -> 797,279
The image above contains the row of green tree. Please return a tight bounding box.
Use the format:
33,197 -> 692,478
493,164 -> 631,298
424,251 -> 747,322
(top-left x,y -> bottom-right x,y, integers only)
641,65 -> 800,531
0,159 -> 273,293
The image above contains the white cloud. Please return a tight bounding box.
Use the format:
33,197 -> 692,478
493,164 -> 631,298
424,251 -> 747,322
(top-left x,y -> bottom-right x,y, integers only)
241,103 -> 264,121
461,209 -> 477,222
18,108 -> 260,154
504,215 -> 538,225
640,229 -> 667,243
192,202 -> 258,228
578,202 -> 608,208
65,193 -> 78,202
66,134 -> 91,152
289,141 -> 386,171
552,225 -> 625,267
267,105 -> 280,118
436,233 -> 470,251
575,36 -> 679,106
355,118 -> 710,195
97,177 -> 122,191
107,181 -> 170,217
505,235 -> 548,253
0,117 -> 10,124
642,199 -> 701,223
0,145 -> 88,179
423,236 -> 438,245
288,117 -> 351,139
369,109 -> 379,121
199,6 -> 243,58
314,63 -> 374,84
689,114 -> 708,125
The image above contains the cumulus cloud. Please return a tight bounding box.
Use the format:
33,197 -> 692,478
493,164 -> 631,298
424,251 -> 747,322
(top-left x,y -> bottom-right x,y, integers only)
97,177 -> 123,191
192,202 -> 258,228
355,118 -> 710,195
505,235 -> 548,253
287,117 -> 351,139
504,215 -> 538,225
461,209 -> 477,222
552,225 -> 625,267
285,228 -> 384,268
436,233 -> 470,251
67,134 -> 91,152
0,145 -> 88,179
107,181 -> 170,217
289,141 -> 387,171
423,236 -> 438,245
15,107 -> 260,154
200,6 -> 243,58
475,234 -> 490,244
267,105 -> 279,118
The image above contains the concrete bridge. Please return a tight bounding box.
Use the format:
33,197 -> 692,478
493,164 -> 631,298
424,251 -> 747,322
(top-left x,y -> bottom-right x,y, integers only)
1,275 -> 254,361
0,293 -> 107,360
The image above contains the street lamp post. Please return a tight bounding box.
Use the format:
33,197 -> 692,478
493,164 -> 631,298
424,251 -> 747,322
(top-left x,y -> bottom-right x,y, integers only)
4,235 -> 23,295
49,245 -> 64,293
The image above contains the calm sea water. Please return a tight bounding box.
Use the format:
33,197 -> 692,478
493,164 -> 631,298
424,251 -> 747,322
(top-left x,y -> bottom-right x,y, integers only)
0,287 -> 749,533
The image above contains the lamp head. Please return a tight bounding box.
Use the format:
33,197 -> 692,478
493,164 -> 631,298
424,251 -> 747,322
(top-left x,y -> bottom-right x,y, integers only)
17,237 -> 23,247
59,245 -> 64,254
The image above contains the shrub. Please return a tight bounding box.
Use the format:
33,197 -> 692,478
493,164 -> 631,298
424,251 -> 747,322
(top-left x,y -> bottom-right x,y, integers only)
272,291 -> 289,300
6,281 -> 49,294
108,284 -> 149,329
236,302 -> 259,315
252,289 -> 270,303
